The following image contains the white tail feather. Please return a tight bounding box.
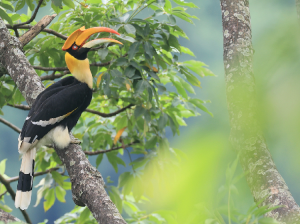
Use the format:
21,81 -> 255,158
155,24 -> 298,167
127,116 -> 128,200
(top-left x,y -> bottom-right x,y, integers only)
15,148 -> 36,210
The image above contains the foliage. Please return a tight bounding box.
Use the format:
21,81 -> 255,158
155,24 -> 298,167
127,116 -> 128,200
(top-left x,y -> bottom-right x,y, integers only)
0,0 -> 216,222
200,156 -> 280,224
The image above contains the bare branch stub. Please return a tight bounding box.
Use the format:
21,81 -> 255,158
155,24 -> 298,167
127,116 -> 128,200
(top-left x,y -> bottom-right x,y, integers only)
220,0 -> 300,222
19,14 -> 57,46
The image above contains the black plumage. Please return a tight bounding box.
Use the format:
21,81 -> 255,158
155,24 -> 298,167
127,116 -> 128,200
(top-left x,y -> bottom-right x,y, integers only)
20,76 -> 92,145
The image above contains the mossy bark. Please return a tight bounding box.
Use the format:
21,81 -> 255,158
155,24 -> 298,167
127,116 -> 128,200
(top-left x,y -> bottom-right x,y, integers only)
220,0 -> 300,222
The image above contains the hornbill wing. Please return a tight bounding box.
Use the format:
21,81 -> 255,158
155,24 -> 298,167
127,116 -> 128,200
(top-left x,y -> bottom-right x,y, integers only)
28,76 -> 76,117
20,82 -> 91,148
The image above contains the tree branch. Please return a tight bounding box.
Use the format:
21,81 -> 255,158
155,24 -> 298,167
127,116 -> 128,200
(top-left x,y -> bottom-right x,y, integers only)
0,208 -> 23,223
0,117 -> 21,133
7,167 -> 60,183
13,0 -> 44,28
6,24 -> 68,40
19,14 -> 56,47
34,61 -> 114,72
220,0 -> 300,222
0,175 -> 32,224
40,71 -> 69,81
0,17 -> 126,224
85,141 -> 138,155
7,104 -> 30,110
85,104 -> 134,118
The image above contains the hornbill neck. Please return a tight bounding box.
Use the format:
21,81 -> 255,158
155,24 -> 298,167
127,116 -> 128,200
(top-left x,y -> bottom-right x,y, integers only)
65,52 -> 93,89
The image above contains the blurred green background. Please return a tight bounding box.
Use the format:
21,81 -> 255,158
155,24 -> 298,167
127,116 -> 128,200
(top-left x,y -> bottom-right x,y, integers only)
1,0 -> 300,223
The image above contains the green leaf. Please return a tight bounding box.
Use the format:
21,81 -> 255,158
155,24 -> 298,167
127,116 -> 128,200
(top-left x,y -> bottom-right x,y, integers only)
0,159 -> 7,175
25,0 -> 35,11
171,77 -> 187,99
115,58 -> 128,66
78,207 -> 91,224
124,24 -> 136,34
124,66 -> 136,78
181,46 -> 195,57
109,186 -> 123,212
164,0 -> 172,12
134,106 -> 146,118
149,71 -> 160,81
189,99 -> 213,117
0,204 -> 12,213
51,171 -> 64,186
168,15 -> 176,25
0,8 -> 13,26
62,0 -> 75,8
143,42 -> 155,58
128,42 -> 140,60
168,34 -> 181,51
55,186 -> 66,203
106,152 -> 125,173
158,113 -> 168,131
135,80 -> 148,94
44,188 -> 55,212
52,0 -> 62,8
173,0 -> 198,8
0,1 -> 14,11
15,0 -> 25,11
96,154 -> 103,168
184,60 -> 207,76
118,171 -> 131,188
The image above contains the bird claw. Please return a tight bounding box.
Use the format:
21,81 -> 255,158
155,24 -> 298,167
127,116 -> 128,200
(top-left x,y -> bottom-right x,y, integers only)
70,138 -> 81,145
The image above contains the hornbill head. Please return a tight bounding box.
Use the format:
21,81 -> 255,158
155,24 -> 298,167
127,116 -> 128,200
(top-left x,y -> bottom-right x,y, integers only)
61,26 -> 122,87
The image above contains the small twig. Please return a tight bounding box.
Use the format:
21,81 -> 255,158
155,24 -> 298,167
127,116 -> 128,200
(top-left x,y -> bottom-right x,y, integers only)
85,104 -> 134,118
40,71 -> 69,81
34,61 -> 114,73
6,24 -> 67,40
126,148 -> 136,173
8,167 -> 60,183
0,117 -> 21,133
0,190 -> 7,199
13,28 -> 19,37
13,0 -> 44,28
0,175 -> 32,224
8,103 -> 134,118
84,141 -> 138,155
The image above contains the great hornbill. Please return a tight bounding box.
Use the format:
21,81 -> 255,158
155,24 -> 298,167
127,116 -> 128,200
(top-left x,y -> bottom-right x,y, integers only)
15,26 -> 122,210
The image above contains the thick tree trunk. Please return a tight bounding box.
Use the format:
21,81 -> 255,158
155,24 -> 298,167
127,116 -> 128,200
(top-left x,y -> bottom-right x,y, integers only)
0,18 -> 126,224
220,0 -> 300,222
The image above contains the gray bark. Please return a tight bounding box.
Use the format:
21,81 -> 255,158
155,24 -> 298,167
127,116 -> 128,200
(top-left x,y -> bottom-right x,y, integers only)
0,17 -> 126,224
220,0 -> 300,222
0,208 -> 23,223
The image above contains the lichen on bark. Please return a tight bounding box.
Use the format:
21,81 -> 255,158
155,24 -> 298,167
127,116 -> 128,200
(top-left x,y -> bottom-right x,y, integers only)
220,0 -> 300,222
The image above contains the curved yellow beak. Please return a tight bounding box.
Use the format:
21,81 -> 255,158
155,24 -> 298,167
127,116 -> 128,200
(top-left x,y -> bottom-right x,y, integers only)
62,26 -> 122,51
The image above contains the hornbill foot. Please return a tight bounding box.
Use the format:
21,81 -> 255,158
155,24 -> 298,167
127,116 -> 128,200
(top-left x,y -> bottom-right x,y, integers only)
70,138 -> 81,145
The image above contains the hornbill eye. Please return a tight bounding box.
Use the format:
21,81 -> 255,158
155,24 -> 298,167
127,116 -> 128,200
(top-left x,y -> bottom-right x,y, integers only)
72,45 -> 79,50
